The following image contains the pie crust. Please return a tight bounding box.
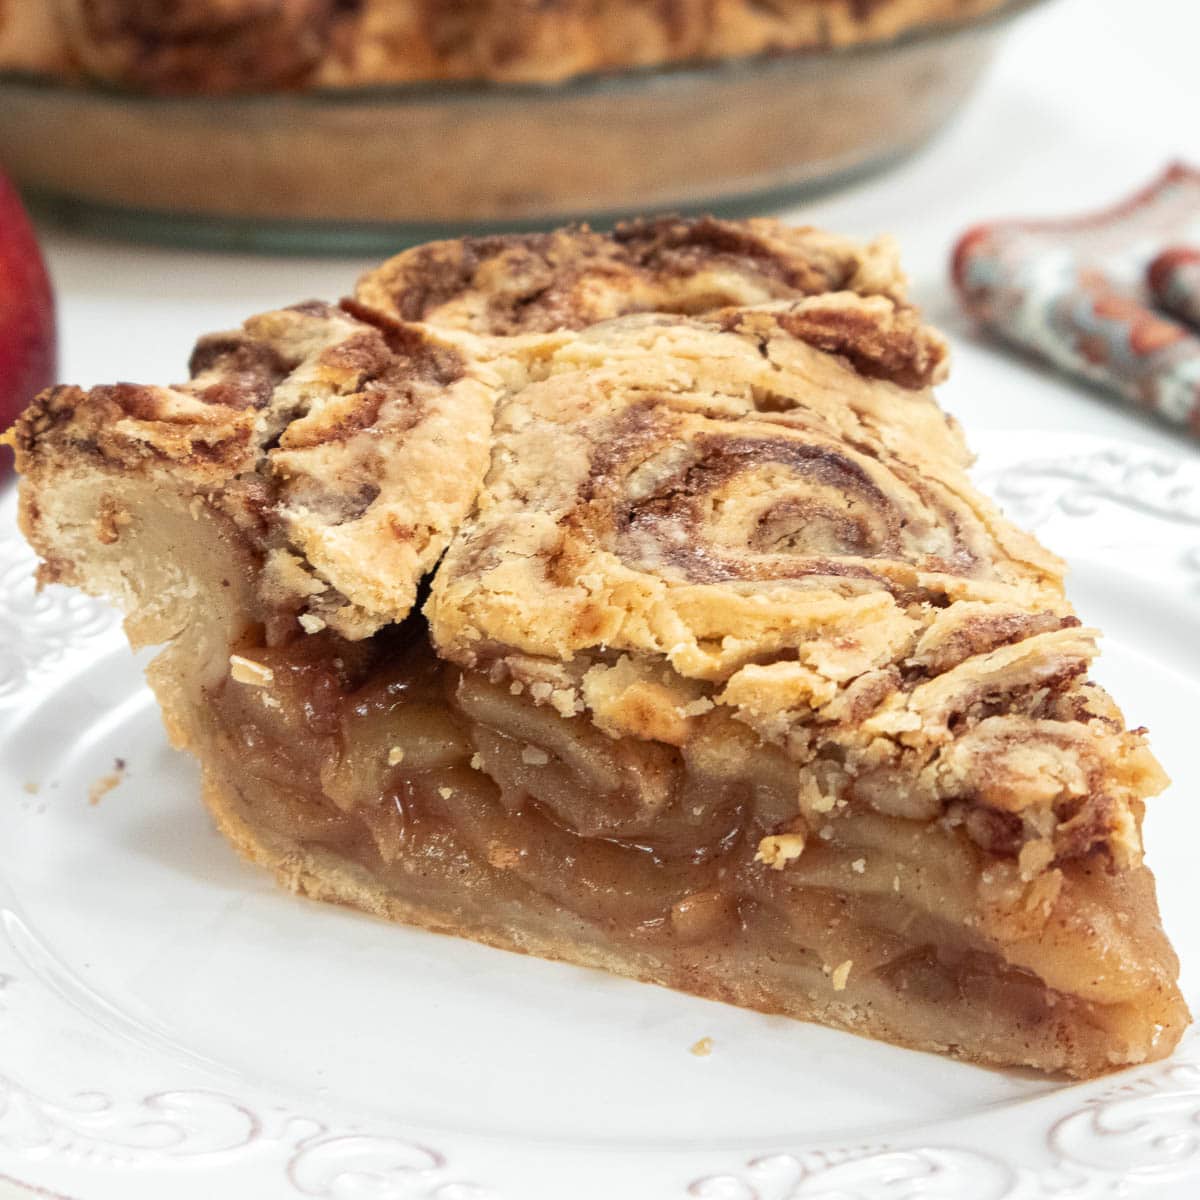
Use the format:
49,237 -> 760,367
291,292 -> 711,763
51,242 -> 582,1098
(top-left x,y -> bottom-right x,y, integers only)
8,217 -> 1188,1077
6,0 -> 1012,93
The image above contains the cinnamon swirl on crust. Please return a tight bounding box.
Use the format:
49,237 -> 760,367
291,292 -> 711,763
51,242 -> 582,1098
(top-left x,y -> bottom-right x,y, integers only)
8,218 -> 1187,1077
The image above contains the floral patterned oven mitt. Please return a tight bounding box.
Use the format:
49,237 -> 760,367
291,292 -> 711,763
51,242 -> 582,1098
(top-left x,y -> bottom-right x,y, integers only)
952,163 -> 1200,435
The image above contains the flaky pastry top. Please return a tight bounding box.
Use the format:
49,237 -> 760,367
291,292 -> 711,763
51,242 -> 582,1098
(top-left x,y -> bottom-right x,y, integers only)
11,218 -> 1166,872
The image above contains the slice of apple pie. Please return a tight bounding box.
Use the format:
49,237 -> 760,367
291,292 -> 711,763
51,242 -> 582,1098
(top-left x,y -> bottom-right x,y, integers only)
9,218 -> 1187,1077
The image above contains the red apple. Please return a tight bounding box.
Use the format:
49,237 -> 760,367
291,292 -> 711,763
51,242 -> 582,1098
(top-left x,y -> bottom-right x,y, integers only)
0,171 -> 56,477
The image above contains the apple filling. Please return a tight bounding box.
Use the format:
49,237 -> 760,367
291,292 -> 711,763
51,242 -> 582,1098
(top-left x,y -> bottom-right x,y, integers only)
205,619 -> 1179,1071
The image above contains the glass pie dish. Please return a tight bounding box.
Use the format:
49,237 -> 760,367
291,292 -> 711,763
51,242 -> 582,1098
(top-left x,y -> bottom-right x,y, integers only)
0,0 -> 1047,253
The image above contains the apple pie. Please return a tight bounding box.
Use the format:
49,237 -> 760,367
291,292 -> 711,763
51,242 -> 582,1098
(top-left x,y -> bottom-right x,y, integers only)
8,218 -> 1187,1076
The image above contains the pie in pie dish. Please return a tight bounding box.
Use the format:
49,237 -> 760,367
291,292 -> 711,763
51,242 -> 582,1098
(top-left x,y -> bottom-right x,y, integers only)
8,218 -> 1188,1077
4,0 -> 1013,92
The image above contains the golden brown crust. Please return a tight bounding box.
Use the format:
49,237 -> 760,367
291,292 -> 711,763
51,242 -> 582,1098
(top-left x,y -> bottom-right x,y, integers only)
0,0 -> 73,75
421,297 -> 1156,875
51,0 -> 336,92
352,218 -> 912,334
6,0 -> 1012,93
322,0 -> 1012,89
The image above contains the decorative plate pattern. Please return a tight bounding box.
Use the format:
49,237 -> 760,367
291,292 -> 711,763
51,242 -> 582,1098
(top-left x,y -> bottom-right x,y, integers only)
688,1050 -> 1200,1199
1,432 -> 1198,1200
0,533 -> 117,703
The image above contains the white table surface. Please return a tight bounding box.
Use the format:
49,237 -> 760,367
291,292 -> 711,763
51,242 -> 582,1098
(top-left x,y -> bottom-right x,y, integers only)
35,0 -> 1200,466
2,3 -> 1198,1198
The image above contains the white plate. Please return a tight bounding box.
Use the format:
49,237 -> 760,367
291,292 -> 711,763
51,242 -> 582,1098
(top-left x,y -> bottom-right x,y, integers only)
1,432 -> 1199,1200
